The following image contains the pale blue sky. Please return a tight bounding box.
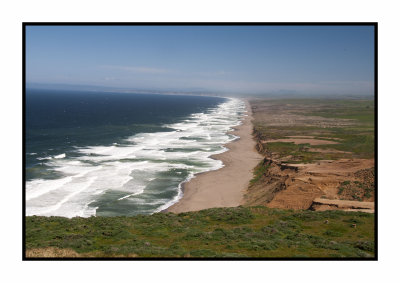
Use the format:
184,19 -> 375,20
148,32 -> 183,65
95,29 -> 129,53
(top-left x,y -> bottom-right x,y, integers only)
26,25 -> 375,95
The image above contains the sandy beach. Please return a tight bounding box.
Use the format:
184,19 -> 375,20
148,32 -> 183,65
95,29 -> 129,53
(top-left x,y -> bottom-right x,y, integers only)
167,100 -> 263,213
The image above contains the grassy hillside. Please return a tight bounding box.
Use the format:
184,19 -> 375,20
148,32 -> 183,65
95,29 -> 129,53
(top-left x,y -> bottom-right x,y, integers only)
26,206 -> 375,258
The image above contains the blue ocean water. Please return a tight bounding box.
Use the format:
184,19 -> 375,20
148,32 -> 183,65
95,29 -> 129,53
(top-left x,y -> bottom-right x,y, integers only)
25,89 -> 246,217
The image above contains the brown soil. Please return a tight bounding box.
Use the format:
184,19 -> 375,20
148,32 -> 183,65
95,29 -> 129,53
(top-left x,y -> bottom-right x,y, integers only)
310,198 -> 374,213
244,99 -> 375,212
287,136 -> 343,141
244,158 -> 374,211
291,158 -> 374,201
25,247 -> 139,258
26,247 -> 81,258
251,103 -> 355,129
263,138 -> 338,146
337,168 -> 375,202
307,147 -> 351,154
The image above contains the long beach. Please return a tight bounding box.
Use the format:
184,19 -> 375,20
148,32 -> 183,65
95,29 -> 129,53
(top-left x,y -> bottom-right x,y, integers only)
167,100 -> 263,213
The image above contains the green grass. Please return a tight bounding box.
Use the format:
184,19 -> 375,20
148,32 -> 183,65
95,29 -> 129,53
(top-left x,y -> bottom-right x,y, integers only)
337,179 -> 375,201
249,160 -> 270,186
25,206 -> 375,258
301,99 -> 374,123
252,98 -> 375,162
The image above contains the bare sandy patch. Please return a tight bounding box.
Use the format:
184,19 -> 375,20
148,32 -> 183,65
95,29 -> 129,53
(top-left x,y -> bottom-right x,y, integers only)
287,135 -> 343,141
264,138 -> 338,145
307,147 -> 351,154
311,198 -> 374,213
26,247 -> 81,258
244,158 -> 374,210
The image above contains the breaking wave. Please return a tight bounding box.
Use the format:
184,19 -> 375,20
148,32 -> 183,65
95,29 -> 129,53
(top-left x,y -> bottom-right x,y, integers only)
26,98 -> 246,217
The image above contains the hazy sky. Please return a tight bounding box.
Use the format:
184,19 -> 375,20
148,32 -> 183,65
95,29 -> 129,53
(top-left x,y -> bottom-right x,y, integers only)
26,25 -> 375,95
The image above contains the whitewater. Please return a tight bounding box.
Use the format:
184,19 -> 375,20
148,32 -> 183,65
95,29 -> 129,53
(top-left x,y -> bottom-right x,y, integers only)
26,98 -> 246,217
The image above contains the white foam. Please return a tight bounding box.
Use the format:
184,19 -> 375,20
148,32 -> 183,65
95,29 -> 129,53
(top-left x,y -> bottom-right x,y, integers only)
54,153 -> 66,159
117,186 -> 145,201
26,97 -> 247,217
37,156 -> 52,160
26,176 -> 73,201
153,172 -> 194,213
31,176 -> 97,216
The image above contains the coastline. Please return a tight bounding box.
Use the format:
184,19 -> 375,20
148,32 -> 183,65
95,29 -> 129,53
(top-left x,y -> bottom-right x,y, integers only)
167,99 -> 263,213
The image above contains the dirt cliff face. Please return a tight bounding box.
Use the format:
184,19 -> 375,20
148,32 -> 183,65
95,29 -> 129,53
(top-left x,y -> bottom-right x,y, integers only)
243,99 -> 375,212
243,158 -> 289,206
243,158 -> 323,210
244,153 -> 375,212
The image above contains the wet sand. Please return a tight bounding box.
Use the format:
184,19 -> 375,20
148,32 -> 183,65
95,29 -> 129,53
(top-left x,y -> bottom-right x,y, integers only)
167,100 -> 263,213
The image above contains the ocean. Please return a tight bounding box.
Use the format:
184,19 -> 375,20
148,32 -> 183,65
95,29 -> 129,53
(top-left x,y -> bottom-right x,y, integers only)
25,89 -> 246,217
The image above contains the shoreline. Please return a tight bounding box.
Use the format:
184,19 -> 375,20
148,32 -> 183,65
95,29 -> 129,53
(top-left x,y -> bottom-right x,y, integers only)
167,99 -> 263,213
